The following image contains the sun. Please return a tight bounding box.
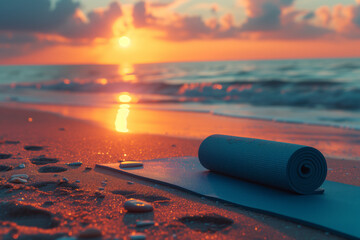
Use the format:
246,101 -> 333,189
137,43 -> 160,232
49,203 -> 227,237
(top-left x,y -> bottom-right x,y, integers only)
118,36 -> 131,48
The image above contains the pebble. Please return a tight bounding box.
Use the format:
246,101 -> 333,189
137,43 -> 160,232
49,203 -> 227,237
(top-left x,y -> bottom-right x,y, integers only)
127,181 -> 134,185
66,162 -> 82,167
78,228 -> 102,239
75,180 -> 80,183
98,187 -> 104,191
129,233 -> 146,240
120,161 -> 143,168
18,198 -> 24,201
10,174 -> 29,179
136,220 -> 155,227
63,177 -> 69,183
124,199 -> 153,213
18,164 -> 25,169
9,177 -> 27,184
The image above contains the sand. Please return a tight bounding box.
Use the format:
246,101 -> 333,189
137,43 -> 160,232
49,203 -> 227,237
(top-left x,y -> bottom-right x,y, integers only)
0,106 -> 359,240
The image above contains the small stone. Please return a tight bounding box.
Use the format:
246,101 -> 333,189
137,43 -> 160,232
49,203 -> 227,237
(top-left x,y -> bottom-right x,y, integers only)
120,161 -> 143,168
136,220 -> 155,227
24,146 -> 44,151
129,233 -> 146,240
98,187 -> 104,191
18,198 -> 24,201
124,199 -> 153,213
0,154 -> 12,159
63,177 -> 69,183
54,174 -> 59,177
18,164 -> 25,169
11,174 -> 29,179
66,162 -> 82,167
78,228 -> 102,239
58,128 -> 66,131
75,180 -> 80,183
85,167 -> 92,171
9,177 -> 27,184
127,181 -> 134,185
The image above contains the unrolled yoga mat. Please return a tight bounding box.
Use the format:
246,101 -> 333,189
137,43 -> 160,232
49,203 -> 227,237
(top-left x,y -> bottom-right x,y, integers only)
198,135 -> 328,194
96,157 -> 360,239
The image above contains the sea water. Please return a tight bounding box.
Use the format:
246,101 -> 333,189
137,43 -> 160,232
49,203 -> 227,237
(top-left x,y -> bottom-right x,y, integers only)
1,58 -> 360,129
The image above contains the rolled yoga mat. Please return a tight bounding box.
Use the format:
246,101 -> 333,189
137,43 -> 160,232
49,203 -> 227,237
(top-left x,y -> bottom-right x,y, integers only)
199,134 -> 327,194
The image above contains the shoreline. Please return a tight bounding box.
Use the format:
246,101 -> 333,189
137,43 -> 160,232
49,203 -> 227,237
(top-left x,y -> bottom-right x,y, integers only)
2,101 -> 360,161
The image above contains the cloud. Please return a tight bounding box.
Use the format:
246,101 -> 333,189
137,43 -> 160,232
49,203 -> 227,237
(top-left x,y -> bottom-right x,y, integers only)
59,2 -> 123,39
315,3 -> 360,38
0,0 -> 123,58
0,0 -> 79,32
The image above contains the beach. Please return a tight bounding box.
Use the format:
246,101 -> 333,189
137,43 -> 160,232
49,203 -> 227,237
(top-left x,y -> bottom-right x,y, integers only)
1,105 -> 359,239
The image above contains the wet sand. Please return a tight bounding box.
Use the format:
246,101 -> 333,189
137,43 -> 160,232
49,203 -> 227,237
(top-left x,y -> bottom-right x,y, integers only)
0,106 -> 359,240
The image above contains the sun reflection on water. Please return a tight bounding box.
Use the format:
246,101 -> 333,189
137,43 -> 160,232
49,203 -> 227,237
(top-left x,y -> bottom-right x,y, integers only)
115,93 -> 132,133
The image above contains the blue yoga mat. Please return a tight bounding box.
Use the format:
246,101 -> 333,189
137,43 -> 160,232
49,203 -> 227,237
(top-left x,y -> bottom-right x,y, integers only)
96,157 -> 360,239
198,135 -> 328,194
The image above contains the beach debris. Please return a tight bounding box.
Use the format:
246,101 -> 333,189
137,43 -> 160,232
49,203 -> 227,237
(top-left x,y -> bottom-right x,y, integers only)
9,177 -> 27,184
0,154 -> 12,159
38,166 -> 67,173
62,177 -> 69,183
78,228 -> 102,239
31,156 -> 59,165
127,181 -> 134,185
66,162 -> 82,167
129,233 -> 146,240
124,199 -> 153,213
24,145 -> 44,151
136,220 -> 155,228
18,163 -> 25,169
0,165 -> 13,172
10,174 -> 29,179
120,161 -> 143,168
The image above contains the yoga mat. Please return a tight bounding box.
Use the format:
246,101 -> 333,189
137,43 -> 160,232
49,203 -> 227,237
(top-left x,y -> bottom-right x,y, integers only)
198,135 -> 327,194
96,157 -> 360,240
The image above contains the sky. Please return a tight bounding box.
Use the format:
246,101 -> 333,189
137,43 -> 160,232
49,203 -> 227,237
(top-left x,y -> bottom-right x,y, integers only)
0,0 -> 360,64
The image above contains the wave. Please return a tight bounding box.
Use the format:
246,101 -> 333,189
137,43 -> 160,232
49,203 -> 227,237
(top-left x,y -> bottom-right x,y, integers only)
3,78 -> 360,111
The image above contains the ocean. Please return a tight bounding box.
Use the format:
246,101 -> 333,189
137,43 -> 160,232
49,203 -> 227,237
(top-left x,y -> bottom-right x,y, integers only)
1,58 -> 360,129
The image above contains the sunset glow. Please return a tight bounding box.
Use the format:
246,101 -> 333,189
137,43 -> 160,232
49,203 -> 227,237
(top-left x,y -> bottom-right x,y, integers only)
0,0 -> 359,64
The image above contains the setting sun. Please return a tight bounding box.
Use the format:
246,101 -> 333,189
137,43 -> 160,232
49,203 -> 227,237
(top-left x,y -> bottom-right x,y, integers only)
118,36 -> 131,48
118,93 -> 132,103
